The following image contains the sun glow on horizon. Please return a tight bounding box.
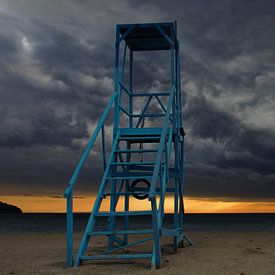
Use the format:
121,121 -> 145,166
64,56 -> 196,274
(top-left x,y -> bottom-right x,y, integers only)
1,195 -> 275,214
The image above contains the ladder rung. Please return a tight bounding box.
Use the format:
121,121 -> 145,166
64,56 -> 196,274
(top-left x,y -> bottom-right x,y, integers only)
132,92 -> 170,97
132,113 -> 165,118
95,210 -> 152,217
107,175 -> 152,180
119,136 -> 160,141
88,229 -> 153,236
125,166 -> 154,172
111,161 -> 156,166
80,254 -> 152,261
120,127 -> 163,136
115,149 -> 158,153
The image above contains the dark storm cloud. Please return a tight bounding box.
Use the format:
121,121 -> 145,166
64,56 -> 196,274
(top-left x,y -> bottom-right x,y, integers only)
0,0 -> 275,200
185,95 -> 238,141
183,93 -> 275,198
185,95 -> 275,162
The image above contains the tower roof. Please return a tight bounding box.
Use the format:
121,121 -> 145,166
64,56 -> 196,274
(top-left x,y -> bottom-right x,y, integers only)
117,22 -> 176,51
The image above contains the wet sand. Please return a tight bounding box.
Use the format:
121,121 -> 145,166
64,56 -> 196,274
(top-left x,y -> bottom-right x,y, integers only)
1,231 -> 275,274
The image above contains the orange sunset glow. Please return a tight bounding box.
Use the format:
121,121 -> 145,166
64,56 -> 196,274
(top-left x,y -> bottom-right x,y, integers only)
1,195 -> 275,213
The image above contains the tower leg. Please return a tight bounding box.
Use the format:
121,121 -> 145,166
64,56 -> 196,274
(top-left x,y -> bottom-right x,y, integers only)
108,179 -> 116,249
151,197 -> 161,269
123,141 -> 131,245
123,180 -> 129,245
173,182 -> 179,251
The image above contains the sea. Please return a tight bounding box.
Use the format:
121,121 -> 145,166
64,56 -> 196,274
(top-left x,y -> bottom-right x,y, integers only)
1,213 -> 275,233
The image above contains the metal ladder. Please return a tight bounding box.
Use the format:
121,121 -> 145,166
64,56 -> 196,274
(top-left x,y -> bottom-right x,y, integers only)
64,22 -> 192,269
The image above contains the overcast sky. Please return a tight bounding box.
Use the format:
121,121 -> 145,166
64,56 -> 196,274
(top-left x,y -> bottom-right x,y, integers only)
0,0 -> 274,201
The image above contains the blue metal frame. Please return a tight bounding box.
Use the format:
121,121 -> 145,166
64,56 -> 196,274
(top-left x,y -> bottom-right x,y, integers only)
63,22 -> 192,269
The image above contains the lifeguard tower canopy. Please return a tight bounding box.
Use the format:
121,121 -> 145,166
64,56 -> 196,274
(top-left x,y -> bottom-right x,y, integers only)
117,22 -> 177,51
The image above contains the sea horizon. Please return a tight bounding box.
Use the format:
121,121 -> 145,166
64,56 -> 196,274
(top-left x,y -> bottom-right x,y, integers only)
2,212 -> 275,233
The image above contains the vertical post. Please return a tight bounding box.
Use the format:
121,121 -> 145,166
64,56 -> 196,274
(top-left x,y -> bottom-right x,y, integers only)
124,48 -> 132,241
177,31 -> 186,247
127,50 -> 133,246
66,193 -> 73,267
174,139 -> 179,251
151,197 -> 161,269
108,180 -> 116,249
129,50 -> 133,128
176,35 -> 184,234
178,51 -> 181,127
101,125 -> 106,171
179,139 -> 184,230
170,24 -> 179,250
108,138 -> 117,249
170,25 -> 176,130
121,43 -> 127,80
120,43 -> 127,127
123,142 -> 131,244
177,43 -> 183,130
178,138 -> 185,248
123,180 -> 129,244
109,24 -> 120,250
114,25 -> 120,137
158,168 -> 163,229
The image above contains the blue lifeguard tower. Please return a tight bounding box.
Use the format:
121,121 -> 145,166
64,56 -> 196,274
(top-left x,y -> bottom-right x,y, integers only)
64,22 -> 192,269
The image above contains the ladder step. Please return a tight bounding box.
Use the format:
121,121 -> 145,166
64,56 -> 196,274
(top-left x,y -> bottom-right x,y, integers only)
88,229 -> 153,236
124,166 -> 154,172
115,149 -> 158,153
120,127 -> 163,136
132,113 -> 165,118
107,175 -> 152,180
111,161 -> 156,166
132,92 -> 170,97
119,136 -> 160,141
95,210 -> 152,217
110,171 -> 153,177
80,254 -> 152,261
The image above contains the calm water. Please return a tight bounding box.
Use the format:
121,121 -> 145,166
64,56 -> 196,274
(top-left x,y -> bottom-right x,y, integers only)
1,213 -> 275,233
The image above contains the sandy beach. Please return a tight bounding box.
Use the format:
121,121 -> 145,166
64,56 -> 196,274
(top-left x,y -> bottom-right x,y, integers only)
1,231 -> 275,274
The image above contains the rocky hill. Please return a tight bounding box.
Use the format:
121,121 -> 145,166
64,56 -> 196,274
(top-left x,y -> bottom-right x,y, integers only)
0,201 -> 22,213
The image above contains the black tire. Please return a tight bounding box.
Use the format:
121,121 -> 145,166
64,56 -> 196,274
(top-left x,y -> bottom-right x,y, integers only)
130,179 -> 151,200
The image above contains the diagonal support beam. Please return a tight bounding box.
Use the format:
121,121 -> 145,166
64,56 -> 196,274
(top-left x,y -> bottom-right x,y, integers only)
118,24 -> 138,44
135,96 -> 153,128
154,24 -> 174,47
101,237 -> 153,255
155,95 -> 173,123
155,95 -> 166,114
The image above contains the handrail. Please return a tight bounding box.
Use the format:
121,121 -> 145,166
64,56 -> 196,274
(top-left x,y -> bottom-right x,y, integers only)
64,91 -> 118,198
149,88 -> 175,199
64,91 -> 117,267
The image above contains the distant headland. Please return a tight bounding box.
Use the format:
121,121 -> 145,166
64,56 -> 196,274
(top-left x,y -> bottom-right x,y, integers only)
0,201 -> 22,214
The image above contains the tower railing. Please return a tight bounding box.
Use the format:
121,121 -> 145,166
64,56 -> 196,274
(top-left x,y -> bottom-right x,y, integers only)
148,87 -> 175,200
63,91 -> 117,267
